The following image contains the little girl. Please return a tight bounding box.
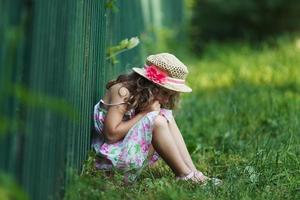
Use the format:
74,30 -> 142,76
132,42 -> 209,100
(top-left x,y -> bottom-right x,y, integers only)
92,53 -> 221,184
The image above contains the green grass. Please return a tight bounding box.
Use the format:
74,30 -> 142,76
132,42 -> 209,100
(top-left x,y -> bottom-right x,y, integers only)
64,36 -> 300,200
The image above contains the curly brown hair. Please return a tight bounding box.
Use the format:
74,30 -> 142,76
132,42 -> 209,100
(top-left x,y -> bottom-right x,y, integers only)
106,72 -> 180,113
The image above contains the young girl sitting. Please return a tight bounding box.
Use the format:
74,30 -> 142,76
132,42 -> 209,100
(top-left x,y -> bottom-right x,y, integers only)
92,53 -> 221,185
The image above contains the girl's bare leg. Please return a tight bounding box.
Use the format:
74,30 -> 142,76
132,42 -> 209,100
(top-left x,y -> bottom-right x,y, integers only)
167,117 -> 198,172
151,115 -> 191,177
167,117 -> 210,182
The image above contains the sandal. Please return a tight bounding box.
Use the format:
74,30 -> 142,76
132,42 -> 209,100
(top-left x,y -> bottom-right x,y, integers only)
176,171 -> 223,186
193,171 -> 209,182
194,170 -> 223,186
176,171 -> 195,181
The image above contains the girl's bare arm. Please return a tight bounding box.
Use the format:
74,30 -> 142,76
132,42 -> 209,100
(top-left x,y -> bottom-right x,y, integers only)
103,84 -> 147,143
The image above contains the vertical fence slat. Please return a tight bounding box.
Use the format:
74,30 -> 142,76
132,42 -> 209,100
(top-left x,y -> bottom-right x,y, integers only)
0,1 -> 185,199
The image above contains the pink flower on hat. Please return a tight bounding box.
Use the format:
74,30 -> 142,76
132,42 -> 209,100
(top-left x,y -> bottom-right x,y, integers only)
145,65 -> 167,84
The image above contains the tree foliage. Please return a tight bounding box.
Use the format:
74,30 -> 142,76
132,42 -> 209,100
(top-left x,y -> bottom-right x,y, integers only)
190,0 -> 300,50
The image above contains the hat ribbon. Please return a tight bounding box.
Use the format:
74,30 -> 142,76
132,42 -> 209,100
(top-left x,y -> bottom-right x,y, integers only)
144,64 -> 185,85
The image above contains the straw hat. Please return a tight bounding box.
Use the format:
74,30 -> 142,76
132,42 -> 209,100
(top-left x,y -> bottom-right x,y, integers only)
132,53 -> 192,93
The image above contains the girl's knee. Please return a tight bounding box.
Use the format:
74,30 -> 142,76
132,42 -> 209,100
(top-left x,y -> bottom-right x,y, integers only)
153,115 -> 168,128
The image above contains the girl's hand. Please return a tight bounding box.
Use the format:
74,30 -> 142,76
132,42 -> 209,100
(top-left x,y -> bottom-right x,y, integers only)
145,100 -> 161,112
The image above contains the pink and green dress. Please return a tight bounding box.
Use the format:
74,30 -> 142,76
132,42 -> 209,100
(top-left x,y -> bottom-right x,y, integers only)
92,99 -> 173,182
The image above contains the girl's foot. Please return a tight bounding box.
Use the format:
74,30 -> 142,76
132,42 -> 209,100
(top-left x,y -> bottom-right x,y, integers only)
176,170 -> 223,186
176,171 -> 207,183
194,170 -> 223,186
193,170 -> 209,182
176,171 -> 197,181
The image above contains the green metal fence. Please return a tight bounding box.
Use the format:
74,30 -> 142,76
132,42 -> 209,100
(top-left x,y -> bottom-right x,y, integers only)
0,0 -> 184,199
0,0 -> 30,185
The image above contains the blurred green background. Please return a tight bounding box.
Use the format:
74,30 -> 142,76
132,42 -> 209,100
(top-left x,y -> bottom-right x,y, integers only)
1,0 -> 299,199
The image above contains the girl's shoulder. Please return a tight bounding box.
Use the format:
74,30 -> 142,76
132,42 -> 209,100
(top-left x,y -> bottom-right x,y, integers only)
108,83 -> 130,104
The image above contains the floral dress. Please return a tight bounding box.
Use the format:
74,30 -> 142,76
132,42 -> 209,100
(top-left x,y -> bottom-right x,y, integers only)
92,99 -> 173,182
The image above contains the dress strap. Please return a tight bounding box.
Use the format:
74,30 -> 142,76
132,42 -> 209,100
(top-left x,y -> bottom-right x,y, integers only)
100,99 -> 126,106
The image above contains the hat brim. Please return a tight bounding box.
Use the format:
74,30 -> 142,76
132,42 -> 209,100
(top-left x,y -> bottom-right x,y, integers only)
132,67 -> 192,93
